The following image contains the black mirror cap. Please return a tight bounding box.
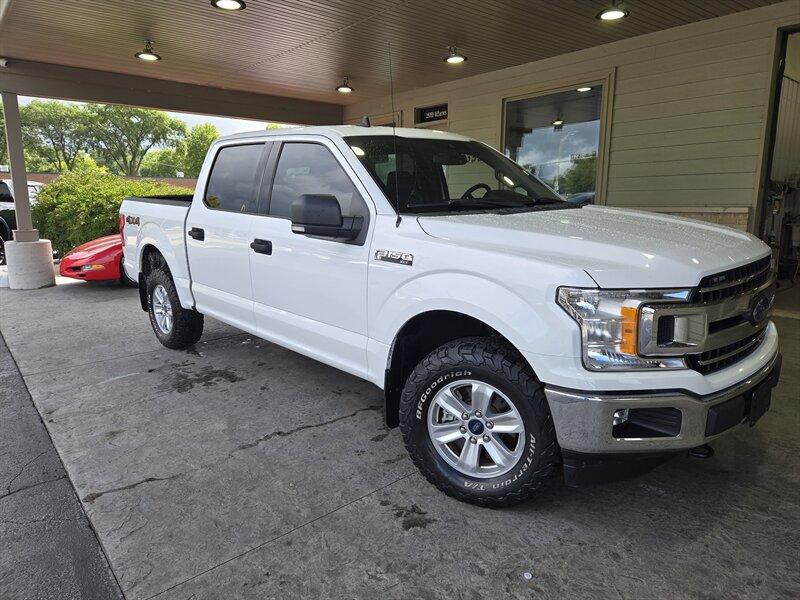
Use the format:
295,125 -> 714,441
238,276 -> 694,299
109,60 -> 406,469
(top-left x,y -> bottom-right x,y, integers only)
291,194 -> 342,227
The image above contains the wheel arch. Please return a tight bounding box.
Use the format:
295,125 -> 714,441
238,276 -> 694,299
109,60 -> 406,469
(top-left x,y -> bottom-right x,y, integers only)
383,309 -> 537,428
137,244 -> 171,311
0,216 -> 11,241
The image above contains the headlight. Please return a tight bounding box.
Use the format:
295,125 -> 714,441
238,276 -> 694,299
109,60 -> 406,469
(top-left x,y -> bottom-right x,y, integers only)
557,287 -> 690,371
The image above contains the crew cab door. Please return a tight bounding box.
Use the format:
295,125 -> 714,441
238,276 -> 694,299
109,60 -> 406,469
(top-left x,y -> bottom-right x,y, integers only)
249,139 -> 372,378
186,141 -> 269,331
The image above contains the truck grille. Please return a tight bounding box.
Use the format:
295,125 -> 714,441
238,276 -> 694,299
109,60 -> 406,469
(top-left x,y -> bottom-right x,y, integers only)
695,256 -> 771,303
639,256 -> 774,376
688,256 -> 773,374
687,329 -> 767,375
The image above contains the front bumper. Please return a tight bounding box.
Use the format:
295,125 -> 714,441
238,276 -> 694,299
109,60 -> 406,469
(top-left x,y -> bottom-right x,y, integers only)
544,350 -> 782,454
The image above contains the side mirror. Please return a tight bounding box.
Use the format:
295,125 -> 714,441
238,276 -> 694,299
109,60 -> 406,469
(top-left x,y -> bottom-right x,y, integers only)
290,194 -> 363,240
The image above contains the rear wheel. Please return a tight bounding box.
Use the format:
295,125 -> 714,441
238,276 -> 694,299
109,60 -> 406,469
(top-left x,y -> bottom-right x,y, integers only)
146,268 -> 203,349
399,337 -> 559,507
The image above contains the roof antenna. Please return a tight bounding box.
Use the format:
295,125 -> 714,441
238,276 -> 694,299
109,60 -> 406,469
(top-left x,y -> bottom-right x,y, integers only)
388,42 -> 402,227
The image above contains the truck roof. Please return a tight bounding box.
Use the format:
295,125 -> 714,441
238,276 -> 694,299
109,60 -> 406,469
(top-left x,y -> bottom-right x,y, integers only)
217,125 -> 473,143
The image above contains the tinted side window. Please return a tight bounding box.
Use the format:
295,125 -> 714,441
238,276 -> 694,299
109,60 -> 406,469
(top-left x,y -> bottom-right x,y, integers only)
204,144 -> 264,212
269,143 -> 364,218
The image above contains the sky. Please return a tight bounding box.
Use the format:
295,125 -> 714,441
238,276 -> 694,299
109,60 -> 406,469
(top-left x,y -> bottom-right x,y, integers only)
18,96 -> 280,136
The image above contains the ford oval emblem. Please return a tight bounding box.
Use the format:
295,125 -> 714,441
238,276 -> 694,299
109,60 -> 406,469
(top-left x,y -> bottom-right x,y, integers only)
749,293 -> 771,326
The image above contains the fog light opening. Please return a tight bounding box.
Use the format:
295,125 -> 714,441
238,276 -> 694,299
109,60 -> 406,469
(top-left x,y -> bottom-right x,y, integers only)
613,407 -> 682,439
613,409 -> 630,427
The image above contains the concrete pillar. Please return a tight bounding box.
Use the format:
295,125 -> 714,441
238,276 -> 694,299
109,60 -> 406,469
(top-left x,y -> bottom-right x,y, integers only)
1,91 -> 55,289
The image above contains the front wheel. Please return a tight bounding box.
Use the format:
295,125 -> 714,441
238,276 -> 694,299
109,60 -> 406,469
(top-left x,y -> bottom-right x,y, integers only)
399,337 -> 559,507
146,268 -> 203,349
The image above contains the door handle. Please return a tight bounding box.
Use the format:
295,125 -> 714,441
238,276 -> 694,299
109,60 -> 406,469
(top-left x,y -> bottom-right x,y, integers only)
188,227 -> 205,241
250,238 -> 273,255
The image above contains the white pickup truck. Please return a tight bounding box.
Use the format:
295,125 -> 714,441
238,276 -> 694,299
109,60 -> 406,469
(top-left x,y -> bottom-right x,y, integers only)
121,126 -> 781,506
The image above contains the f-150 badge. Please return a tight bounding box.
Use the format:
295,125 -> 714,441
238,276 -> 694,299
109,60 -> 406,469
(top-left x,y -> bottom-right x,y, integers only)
375,250 -> 413,266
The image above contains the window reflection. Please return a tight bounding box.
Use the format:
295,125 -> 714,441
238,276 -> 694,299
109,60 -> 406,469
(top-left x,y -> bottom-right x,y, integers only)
504,87 -> 602,205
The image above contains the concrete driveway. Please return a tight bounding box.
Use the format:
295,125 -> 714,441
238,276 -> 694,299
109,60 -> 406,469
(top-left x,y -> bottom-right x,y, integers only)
1,278 -> 799,599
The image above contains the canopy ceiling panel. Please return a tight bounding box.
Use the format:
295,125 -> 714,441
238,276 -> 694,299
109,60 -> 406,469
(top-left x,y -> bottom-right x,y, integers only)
0,0 -> 786,105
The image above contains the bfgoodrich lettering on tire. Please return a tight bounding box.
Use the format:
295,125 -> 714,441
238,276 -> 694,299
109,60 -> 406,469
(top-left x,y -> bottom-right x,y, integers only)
399,337 -> 559,507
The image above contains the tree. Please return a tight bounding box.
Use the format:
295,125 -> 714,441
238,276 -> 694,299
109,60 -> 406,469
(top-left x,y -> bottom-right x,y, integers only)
86,105 -> 186,175
140,143 -> 187,177
557,154 -> 597,196
182,123 -> 217,177
21,100 -> 92,172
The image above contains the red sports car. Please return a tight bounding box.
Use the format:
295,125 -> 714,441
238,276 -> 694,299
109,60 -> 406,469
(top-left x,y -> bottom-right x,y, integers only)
59,234 -> 135,285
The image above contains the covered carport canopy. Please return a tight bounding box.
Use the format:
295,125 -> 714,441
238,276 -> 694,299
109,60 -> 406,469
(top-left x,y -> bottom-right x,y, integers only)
0,0 -> 785,287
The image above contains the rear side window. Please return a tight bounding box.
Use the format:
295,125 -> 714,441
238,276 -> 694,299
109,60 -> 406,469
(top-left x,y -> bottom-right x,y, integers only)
269,143 -> 364,219
204,144 -> 264,212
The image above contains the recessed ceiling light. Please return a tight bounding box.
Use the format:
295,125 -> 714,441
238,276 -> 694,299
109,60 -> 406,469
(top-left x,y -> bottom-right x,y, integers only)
444,46 -> 467,64
211,0 -> 246,10
577,86 -> 592,92
336,76 -> 354,93
597,7 -> 628,20
135,40 -> 161,62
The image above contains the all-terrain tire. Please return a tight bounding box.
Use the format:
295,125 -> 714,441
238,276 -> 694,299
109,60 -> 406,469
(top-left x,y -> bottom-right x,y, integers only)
399,336 -> 559,507
145,267 -> 204,349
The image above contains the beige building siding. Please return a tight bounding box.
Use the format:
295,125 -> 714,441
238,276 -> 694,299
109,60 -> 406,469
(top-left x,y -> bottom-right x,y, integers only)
343,1 -> 800,231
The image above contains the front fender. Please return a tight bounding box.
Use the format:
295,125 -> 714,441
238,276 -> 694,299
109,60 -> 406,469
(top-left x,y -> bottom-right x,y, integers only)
369,271 -> 583,383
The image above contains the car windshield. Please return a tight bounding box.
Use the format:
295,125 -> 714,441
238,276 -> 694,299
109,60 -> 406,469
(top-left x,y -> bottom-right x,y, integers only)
344,135 -> 565,215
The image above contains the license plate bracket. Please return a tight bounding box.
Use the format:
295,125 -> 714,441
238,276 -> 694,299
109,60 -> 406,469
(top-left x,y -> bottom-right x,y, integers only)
746,380 -> 772,426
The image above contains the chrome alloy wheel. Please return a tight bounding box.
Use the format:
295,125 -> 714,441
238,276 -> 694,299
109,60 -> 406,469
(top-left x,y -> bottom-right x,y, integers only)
427,380 -> 525,478
152,284 -> 174,334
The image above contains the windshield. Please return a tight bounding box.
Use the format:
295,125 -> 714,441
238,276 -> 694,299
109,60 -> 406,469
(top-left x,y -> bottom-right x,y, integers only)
344,135 -> 564,215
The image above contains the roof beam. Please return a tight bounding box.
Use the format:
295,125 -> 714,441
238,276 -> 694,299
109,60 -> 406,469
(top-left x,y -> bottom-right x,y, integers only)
0,59 -> 343,125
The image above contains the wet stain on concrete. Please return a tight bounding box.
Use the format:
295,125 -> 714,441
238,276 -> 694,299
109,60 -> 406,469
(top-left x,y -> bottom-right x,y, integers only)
157,364 -> 243,394
370,431 -> 389,442
393,504 -> 436,531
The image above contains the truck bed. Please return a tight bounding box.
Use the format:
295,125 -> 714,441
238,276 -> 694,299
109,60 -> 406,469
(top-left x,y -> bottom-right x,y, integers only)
120,194 -> 195,301
124,194 -> 194,206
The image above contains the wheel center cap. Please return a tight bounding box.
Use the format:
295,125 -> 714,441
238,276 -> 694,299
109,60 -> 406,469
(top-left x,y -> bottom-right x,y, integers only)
467,419 -> 485,436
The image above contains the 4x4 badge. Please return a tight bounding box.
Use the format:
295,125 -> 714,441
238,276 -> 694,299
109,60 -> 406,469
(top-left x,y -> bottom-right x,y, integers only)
375,250 -> 413,266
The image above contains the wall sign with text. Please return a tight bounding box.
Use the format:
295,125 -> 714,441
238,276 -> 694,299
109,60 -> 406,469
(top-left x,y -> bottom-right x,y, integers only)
415,103 -> 448,124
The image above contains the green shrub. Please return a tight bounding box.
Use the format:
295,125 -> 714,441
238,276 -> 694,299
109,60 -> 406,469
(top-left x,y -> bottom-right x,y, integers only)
32,170 -> 190,256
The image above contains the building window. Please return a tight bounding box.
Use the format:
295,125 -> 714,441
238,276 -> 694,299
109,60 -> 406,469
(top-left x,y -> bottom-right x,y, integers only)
504,86 -> 602,204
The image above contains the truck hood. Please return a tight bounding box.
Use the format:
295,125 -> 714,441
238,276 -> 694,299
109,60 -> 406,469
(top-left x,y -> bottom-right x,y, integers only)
417,206 -> 769,289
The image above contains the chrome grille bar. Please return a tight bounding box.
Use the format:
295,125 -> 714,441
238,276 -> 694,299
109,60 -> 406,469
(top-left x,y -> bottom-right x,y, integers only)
639,255 -> 775,374
698,262 -> 771,294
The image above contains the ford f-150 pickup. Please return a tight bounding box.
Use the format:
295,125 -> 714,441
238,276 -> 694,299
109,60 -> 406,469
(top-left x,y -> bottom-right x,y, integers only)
121,126 -> 781,507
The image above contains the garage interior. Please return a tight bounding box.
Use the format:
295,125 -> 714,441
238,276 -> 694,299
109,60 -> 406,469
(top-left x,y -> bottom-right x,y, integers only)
1,1 -> 800,598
